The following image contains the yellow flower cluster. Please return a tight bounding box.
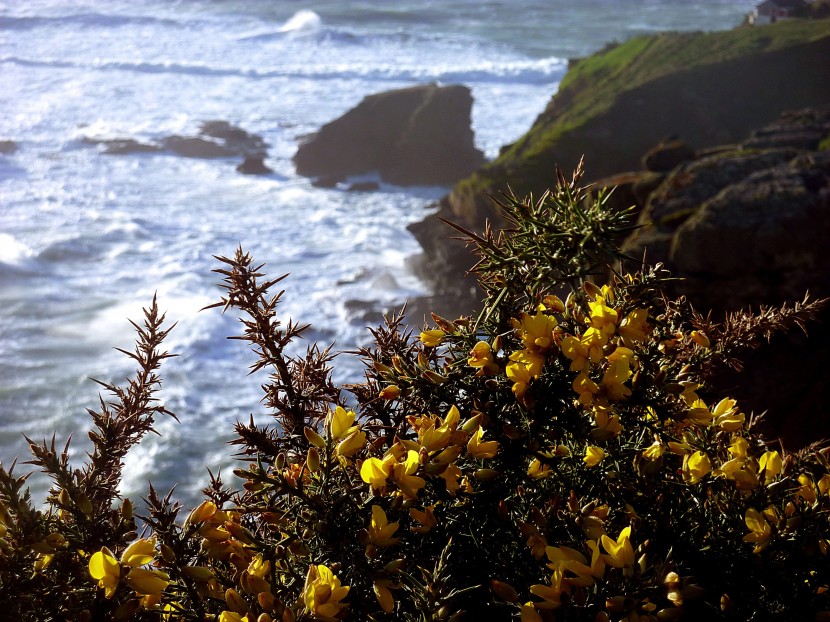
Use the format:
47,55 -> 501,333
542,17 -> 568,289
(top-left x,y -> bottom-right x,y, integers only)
88,538 -> 169,606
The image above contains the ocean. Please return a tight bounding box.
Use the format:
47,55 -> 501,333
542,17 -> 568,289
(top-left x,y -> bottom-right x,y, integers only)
0,0 -> 758,507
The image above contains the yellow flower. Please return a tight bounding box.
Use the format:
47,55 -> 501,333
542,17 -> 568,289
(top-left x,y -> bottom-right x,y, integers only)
758,451 -> 782,484
303,564 -> 349,621
587,298 -> 618,339
185,500 -> 218,526
712,398 -> 744,431
506,358 -> 534,398
407,407 -> 459,447
690,330 -> 710,348
797,474 -> 818,504
509,349 -> 545,378
121,537 -> 156,568
601,358 -> 632,402
683,451 -> 711,484
618,308 -> 649,346
729,435 -> 750,459
360,455 -> 396,492
336,427 -> 366,458
247,553 -> 270,579
744,507 -> 772,553
467,428 -> 499,459
330,406 -> 356,441
561,335 -> 590,372
600,526 -> 635,568
642,440 -> 664,461
573,372 -> 599,407
529,568 -> 567,610
715,458 -> 758,491
373,581 -> 395,614
379,385 -> 400,400
440,463 -> 462,496
819,474 -> 830,495
420,329 -> 445,348
124,567 -> 169,597
467,340 -> 498,375
34,552 -> 54,573
528,458 -> 552,479
591,405 -> 622,440
391,450 -> 427,499
521,602 -> 544,622
368,505 -> 400,547
409,505 -> 437,534
89,547 -> 120,598
511,306 -> 558,352
583,445 -> 605,468
545,542 -> 604,588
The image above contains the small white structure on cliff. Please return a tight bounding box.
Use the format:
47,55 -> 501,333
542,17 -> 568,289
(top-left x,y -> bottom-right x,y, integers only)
748,0 -> 809,24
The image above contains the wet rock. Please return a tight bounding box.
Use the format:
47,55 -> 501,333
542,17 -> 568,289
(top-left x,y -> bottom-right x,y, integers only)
346,181 -> 380,192
294,83 -> 485,186
311,176 -> 340,189
81,137 -> 161,154
161,135 -> 234,158
200,120 -> 268,155
236,154 -> 273,175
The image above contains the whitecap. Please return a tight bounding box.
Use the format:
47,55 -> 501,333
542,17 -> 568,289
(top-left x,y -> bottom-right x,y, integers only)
0,233 -> 38,273
279,9 -> 323,35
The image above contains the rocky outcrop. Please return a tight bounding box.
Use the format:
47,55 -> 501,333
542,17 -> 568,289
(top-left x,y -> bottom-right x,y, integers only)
0,140 -> 18,154
81,120 -> 269,169
293,83 -> 485,186
622,106 -> 830,311
236,154 -> 273,175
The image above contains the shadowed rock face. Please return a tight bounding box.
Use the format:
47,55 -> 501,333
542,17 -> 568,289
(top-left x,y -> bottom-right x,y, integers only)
622,107 -> 830,449
293,83 -> 485,186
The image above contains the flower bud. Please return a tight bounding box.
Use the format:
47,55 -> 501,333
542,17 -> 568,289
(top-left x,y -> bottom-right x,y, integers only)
303,427 -> 325,449
307,447 -> 321,473
490,579 -> 519,603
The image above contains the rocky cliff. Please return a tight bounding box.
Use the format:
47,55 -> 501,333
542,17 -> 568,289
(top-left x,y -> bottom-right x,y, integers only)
452,19 -> 830,218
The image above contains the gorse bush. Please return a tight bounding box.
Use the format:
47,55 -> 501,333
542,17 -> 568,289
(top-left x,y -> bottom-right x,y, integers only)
1,164 -> 829,621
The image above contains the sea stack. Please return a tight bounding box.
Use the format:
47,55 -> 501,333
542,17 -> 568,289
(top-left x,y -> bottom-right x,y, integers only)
293,83 -> 485,186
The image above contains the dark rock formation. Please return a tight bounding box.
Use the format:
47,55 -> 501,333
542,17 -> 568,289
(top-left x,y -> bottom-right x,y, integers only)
311,176 -> 340,189
81,137 -> 158,154
236,154 -> 273,175
199,120 -> 268,155
161,136 -> 234,158
642,138 -> 696,172
0,140 -> 18,154
81,120 -> 269,162
622,107 -> 830,312
293,83 -> 485,186
346,181 -> 380,192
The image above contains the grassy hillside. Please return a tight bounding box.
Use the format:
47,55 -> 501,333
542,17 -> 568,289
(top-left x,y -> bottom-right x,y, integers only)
447,18 -> 830,222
